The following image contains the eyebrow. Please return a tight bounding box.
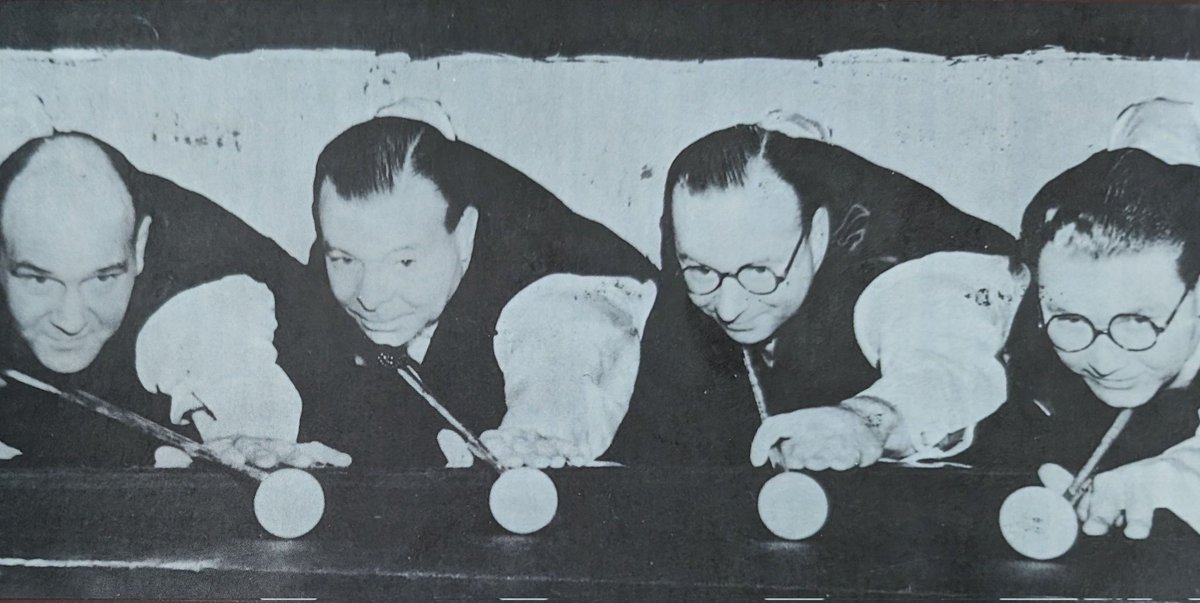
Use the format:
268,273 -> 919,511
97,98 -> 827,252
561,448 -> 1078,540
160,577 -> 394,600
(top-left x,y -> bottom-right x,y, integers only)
9,261 -> 127,277
94,261 -> 129,275
677,252 -> 777,268
383,246 -> 418,258
324,244 -> 418,257
1045,300 -> 1163,318
10,261 -> 51,276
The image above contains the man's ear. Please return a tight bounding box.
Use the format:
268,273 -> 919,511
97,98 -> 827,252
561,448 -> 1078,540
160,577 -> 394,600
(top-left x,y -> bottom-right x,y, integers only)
808,206 -> 830,270
1192,279 -> 1200,318
452,206 -> 479,273
134,216 -> 152,276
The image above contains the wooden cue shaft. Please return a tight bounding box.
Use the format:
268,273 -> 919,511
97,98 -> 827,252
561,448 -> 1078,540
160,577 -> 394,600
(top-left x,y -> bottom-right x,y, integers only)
1066,407 -> 1134,503
2,369 -> 268,481
394,365 -> 504,472
741,349 -> 784,469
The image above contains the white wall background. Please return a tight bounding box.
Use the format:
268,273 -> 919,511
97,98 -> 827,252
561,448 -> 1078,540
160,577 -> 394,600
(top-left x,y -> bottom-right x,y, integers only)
1,48 -> 1197,263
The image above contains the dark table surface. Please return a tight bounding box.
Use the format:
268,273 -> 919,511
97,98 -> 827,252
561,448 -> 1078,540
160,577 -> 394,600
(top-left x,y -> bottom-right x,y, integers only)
0,464 -> 1196,600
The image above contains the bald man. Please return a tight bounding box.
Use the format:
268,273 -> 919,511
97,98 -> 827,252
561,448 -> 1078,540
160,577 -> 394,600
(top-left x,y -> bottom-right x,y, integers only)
0,132 -> 347,468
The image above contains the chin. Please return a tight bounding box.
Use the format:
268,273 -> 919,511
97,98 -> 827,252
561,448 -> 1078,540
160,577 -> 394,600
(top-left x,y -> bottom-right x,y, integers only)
1086,381 -> 1160,409
361,329 -> 418,348
357,317 -> 428,348
33,350 -> 98,375
721,326 -> 772,346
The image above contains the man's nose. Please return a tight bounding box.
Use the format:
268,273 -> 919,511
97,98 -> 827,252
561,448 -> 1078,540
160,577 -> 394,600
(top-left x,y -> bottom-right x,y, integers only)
50,286 -> 88,336
713,280 -> 750,324
354,264 -> 396,312
1084,335 -> 1127,377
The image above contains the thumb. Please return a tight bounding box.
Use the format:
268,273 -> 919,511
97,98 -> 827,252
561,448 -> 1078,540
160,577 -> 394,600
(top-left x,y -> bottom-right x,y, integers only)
751,416 -> 788,467
154,446 -> 193,468
0,440 -> 22,460
1038,462 -> 1074,495
438,429 -> 475,468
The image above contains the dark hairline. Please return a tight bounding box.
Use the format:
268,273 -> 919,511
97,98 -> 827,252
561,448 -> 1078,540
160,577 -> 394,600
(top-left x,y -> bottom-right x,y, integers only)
310,118 -> 471,240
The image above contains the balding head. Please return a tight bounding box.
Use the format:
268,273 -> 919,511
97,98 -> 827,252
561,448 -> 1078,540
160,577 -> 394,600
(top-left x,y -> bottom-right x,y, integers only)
0,133 -> 150,374
2,135 -> 137,244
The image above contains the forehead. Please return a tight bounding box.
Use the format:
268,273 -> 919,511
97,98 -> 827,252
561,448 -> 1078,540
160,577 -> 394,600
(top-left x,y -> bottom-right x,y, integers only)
317,173 -> 451,254
1,138 -> 135,267
672,159 -> 802,266
1038,242 -> 1186,315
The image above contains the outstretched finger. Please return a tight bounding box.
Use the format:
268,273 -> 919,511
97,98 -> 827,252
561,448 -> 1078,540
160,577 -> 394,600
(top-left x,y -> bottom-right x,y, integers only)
1123,497 -> 1155,540
1038,463 -> 1074,496
294,441 -> 353,468
1082,495 -> 1120,537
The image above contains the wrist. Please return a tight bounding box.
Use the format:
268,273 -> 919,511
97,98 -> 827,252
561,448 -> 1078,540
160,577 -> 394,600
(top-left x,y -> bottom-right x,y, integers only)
1133,456 -> 1184,510
839,396 -> 912,456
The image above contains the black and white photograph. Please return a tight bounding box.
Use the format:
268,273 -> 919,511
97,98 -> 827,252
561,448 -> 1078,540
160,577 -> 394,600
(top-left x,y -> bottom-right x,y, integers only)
1,1 -> 1199,599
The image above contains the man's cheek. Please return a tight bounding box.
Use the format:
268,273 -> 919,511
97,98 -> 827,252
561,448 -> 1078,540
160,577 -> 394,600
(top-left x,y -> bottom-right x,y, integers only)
686,293 -> 715,314
95,292 -> 133,330
1052,350 -> 1085,375
5,293 -> 44,329
325,271 -> 357,304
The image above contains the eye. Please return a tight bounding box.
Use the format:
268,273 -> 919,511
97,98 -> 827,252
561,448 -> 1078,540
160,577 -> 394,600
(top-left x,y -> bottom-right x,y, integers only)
397,259 -> 415,268
96,273 -> 119,283
15,273 -> 49,285
743,266 -> 773,276
327,255 -> 355,265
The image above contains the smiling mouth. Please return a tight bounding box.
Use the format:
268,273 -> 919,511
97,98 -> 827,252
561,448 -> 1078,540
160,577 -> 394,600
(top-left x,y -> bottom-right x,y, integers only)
1084,376 -> 1139,391
44,335 -> 91,351
351,313 -> 408,331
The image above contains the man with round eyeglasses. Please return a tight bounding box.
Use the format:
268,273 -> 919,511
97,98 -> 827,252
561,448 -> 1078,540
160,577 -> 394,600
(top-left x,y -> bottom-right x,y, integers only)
978,101 -> 1200,541
1042,288 -> 1190,355
607,117 -> 1024,471
679,227 -> 806,301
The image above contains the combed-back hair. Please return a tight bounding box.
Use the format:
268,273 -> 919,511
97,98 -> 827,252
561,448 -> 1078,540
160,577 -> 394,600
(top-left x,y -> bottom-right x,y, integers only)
313,117 -> 475,233
1020,148 -> 1200,287
664,125 -> 826,234
660,125 -> 840,285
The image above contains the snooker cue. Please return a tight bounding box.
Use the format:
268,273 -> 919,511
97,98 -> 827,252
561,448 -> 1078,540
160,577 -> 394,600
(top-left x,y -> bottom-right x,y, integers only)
2,368 -> 269,481
393,364 -> 504,471
1065,407 -> 1134,504
742,348 -> 785,468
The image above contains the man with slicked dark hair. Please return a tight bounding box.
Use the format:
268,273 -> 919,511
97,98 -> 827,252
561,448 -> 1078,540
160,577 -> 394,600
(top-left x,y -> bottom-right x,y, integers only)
292,116 -> 657,469
609,118 -> 1024,471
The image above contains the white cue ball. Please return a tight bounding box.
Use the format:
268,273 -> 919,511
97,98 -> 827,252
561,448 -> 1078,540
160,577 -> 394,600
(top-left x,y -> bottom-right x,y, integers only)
489,467 -> 558,535
254,468 -> 326,539
999,486 -> 1078,561
757,471 -> 829,541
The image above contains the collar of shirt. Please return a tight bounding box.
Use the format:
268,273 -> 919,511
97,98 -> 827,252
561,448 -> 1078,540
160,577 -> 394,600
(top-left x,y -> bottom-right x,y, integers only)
406,321 -> 439,364
759,338 -> 778,369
